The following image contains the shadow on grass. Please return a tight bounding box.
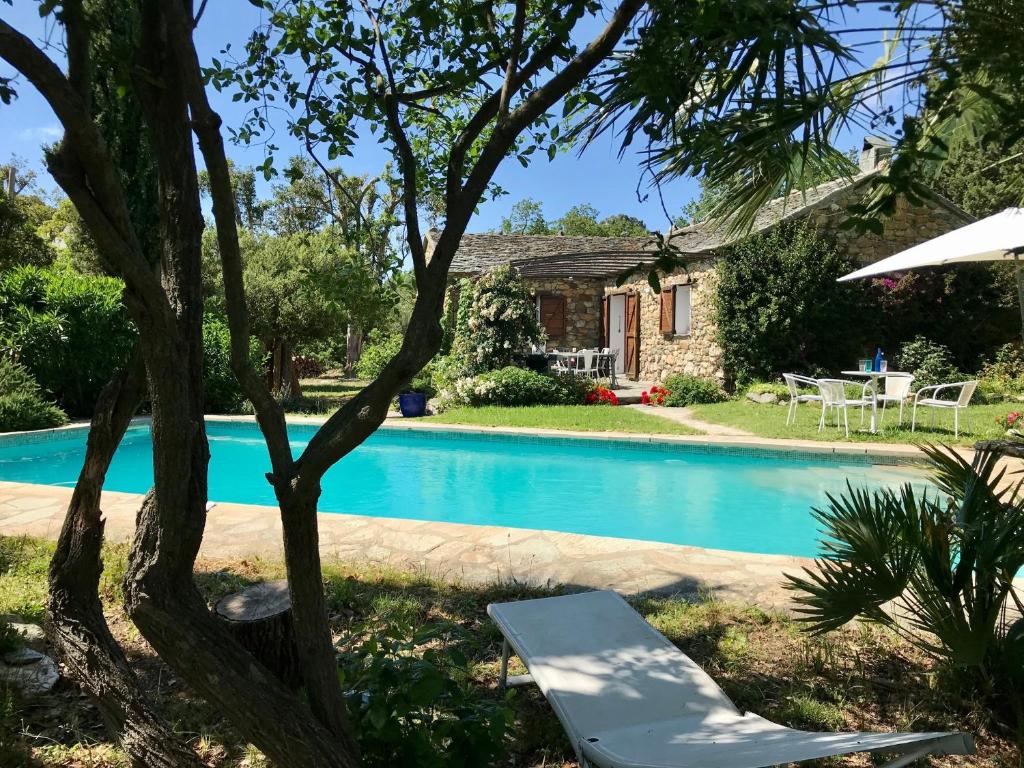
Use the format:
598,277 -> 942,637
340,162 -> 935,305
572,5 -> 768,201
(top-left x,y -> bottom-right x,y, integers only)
0,535 -> 1015,766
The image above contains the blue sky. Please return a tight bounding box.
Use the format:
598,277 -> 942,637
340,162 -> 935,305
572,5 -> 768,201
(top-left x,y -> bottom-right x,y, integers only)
1,1 -> 897,233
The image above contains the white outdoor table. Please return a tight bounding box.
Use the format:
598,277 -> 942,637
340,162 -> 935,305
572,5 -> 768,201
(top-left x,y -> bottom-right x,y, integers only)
840,370 -> 911,434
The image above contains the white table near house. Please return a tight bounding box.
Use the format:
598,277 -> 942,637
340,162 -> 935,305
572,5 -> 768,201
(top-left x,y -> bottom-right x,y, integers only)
840,370 -> 912,434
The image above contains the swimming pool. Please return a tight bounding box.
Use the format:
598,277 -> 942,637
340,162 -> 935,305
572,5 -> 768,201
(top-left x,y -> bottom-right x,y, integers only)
0,422 -> 928,558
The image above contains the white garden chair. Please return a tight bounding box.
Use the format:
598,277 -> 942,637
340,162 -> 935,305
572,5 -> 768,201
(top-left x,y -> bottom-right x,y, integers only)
872,374 -> 915,426
578,348 -> 600,379
817,379 -> 873,438
782,373 -> 823,426
911,380 -> 979,438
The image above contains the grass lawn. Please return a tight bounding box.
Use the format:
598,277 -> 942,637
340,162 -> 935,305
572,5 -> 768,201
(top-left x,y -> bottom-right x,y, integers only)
423,405 -> 700,435
286,376 -> 369,414
0,534 -> 1015,766
689,398 -> 1011,445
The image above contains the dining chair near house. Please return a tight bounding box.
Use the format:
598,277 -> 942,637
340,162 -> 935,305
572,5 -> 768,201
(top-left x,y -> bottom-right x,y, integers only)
578,348 -> 600,379
817,379 -> 873,438
782,373 -> 823,426
911,380 -> 979,438
873,374 -> 915,426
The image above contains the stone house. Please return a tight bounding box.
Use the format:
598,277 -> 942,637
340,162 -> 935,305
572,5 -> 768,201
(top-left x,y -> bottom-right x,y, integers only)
430,141 -> 972,384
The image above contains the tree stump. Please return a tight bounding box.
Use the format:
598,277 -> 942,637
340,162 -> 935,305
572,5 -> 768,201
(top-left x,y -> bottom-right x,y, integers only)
214,580 -> 302,689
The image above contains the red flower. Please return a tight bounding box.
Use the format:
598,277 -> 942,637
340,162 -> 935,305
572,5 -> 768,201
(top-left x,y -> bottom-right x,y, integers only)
656,394 -> 665,405
641,391 -> 650,405
586,391 -> 597,404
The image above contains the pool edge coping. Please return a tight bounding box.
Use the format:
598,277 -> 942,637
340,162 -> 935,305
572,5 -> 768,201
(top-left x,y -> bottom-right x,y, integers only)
0,413 -> 936,462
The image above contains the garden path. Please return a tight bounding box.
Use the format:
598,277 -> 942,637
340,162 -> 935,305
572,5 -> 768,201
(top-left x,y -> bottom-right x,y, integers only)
627,404 -> 754,436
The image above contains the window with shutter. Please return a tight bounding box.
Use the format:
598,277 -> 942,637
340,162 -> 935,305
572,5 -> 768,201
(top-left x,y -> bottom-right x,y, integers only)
674,284 -> 692,336
538,295 -> 566,339
659,288 -> 674,334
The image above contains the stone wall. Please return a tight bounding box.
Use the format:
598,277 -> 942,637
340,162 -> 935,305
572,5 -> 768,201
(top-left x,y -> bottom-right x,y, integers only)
609,259 -> 724,383
801,186 -> 971,266
524,278 -> 604,350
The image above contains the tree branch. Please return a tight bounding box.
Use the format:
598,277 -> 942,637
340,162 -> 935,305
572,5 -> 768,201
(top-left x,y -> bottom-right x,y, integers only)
459,0 -> 646,217
498,0 -> 527,119
445,0 -> 589,205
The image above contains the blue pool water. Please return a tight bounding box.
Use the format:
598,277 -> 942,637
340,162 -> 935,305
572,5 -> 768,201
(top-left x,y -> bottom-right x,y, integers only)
0,422 -> 928,557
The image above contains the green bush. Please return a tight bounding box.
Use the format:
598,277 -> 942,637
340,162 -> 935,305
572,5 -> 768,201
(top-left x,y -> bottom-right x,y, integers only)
339,619 -> 512,767
0,265 -> 135,416
714,223 -> 867,386
977,343 -> 1024,402
0,357 -> 68,432
453,265 -> 543,374
202,316 -> 265,414
442,366 -> 591,408
896,336 -> 963,389
662,374 -> 726,407
356,329 -> 403,380
744,380 -> 792,399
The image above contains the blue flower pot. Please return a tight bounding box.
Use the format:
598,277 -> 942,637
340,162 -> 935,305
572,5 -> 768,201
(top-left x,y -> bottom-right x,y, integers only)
398,391 -> 427,417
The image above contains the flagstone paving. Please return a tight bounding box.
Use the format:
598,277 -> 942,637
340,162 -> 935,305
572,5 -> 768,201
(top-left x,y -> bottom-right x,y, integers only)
0,480 -> 812,609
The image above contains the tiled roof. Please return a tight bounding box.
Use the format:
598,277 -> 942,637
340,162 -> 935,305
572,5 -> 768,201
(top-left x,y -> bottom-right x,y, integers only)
665,173 -> 869,254
441,233 -> 656,277
437,170 -> 969,279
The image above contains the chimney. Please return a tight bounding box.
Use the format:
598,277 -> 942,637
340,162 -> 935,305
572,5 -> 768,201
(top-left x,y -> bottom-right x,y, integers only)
859,136 -> 893,173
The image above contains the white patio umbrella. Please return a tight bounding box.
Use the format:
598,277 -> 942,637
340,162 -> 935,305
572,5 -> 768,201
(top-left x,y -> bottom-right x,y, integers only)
838,207 -> 1024,343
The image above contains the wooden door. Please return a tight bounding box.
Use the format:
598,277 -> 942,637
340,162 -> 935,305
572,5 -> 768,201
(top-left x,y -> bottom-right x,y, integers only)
624,292 -> 640,379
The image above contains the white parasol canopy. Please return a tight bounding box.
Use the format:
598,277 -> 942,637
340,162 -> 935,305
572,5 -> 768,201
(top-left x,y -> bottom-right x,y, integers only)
838,207 -> 1024,342
838,208 -> 1024,282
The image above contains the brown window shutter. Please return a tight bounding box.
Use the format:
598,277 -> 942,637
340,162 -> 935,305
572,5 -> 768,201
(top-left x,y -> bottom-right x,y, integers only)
539,295 -> 566,338
659,287 -> 675,334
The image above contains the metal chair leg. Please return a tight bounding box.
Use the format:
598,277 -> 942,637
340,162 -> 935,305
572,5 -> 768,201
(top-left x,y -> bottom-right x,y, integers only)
499,638 -> 510,691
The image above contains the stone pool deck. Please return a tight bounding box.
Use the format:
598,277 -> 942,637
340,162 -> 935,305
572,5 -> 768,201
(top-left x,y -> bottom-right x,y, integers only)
0,480 -> 814,608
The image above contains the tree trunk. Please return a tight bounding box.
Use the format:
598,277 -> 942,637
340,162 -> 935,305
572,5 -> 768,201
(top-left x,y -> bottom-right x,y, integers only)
47,351 -> 199,768
345,323 -> 363,377
118,8 -> 358,766
276,487 -> 361,758
214,580 -> 302,689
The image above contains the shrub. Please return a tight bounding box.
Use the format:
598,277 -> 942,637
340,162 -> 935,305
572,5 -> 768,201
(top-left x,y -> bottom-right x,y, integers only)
788,445 -> 1024,736
661,374 -> 726,407
0,265 -> 135,416
714,223 -> 868,386
356,329 -> 403,380
339,619 -> 512,767
745,380 -> 792,399
439,366 -> 592,409
585,386 -> 619,406
453,265 -> 543,374
895,336 -> 962,389
977,342 -> 1024,402
0,358 -> 67,432
201,316 -> 265,414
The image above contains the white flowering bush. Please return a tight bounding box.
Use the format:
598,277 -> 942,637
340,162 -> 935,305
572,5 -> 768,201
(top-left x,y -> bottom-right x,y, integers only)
435,367 -> 593,410
454,265 -> 542,373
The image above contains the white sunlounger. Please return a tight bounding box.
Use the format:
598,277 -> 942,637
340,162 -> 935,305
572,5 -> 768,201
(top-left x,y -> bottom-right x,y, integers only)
487,590 -> 973,768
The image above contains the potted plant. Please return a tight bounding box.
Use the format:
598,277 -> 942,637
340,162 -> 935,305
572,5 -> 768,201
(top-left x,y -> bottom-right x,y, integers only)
398,375 -> 434,417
